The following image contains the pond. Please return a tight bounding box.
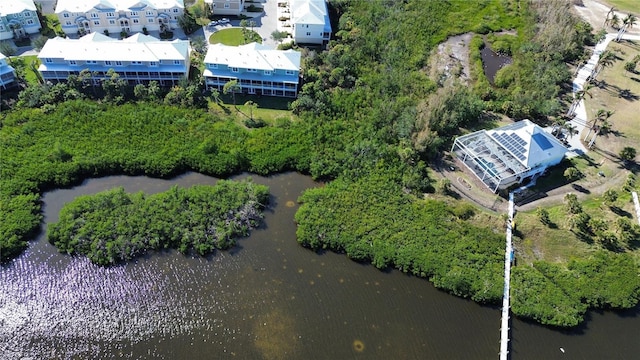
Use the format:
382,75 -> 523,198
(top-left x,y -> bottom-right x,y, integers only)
1,172 -> 638,359
481,45 -> 512,84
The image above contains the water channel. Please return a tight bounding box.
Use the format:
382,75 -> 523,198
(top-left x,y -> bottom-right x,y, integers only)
1,172 -> 638,359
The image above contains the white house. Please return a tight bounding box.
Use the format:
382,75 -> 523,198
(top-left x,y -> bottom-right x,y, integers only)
290,0 -> 331,46
38,32 -> 190,86
0,0 -> 42,41
55,0 -> 184,37
205,0 -> 245,16
451,120 -> 568,192
203,42 -> 301,97
0,53 -> 17,89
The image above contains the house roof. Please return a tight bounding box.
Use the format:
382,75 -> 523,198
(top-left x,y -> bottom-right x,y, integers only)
55,0 -> 183,14
485,119 -> 568,169
290,0 -> 325,25
38,33 -> 189,62
204,43 -> 301,72
0,0 -> 37,16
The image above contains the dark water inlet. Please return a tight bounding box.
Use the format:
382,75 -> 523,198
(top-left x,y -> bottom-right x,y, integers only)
1,172 -> 639,359
481,46 -> 512,84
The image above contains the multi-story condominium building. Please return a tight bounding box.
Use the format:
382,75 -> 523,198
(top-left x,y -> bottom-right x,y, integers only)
0,53 -> 17,89
290,0 -> 330,46
37,32 -> 190,86
55,0 -> 184,37
0,0 -> 42,41
203,43 -> 301,98
205,0 -> 245,16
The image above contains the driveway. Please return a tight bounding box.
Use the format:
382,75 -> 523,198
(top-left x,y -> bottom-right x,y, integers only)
201,1 -> 280,47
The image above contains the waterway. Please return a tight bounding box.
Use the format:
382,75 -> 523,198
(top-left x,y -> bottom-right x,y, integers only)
1,172 -> 638,359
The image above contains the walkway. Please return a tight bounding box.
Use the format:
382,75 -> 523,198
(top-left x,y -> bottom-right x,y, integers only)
567,33 -> 640,156
499,192 -> 515,360
633,192 -> 640,226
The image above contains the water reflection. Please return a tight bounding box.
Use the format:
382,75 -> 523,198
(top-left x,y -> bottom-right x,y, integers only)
4,172 -> 636,359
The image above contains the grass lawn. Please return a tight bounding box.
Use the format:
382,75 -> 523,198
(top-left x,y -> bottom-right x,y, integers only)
8,55 -> 41,86
209,93 -> 297,126
209,28 -> 262,46
584,39 -> 640,161
602,0 -> 640,14
514,181 -> 639,265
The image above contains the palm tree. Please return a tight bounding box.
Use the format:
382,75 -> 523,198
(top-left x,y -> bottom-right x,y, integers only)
568,82 -> 593,117
616,13 -> 637,41
563,122 -> 578,139
609,14 -> 621,29
604,7 -> 616,27
592,50 -> 616,80
586,109 -> 614,148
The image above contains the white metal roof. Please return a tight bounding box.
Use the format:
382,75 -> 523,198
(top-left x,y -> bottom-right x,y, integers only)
204,43 -> 301,72
55,0 -> 184,14
0,0 -> 37,16
290,0 -> 327,25
38,33 -> 189,62
485,119 -> 567,169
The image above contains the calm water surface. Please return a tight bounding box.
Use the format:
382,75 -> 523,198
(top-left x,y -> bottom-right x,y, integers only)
1,172 -> 638,359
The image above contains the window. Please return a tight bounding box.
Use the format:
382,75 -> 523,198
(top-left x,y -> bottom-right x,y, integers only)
247,68 -> 257,72
150,62 -> 158,67
133,19 -> 139,24
306,32 -> 311,36
174,60 -> 181,65
0,25 -> 4,31
224,3 -> 230,8
231,67 -> 239,73
25,12 -> 32,17
18,13 -> 23,17
91,13 -> 99,18
109,20 -> 115,25
107,12 -> 115,17
27,19 -> 35,25
148,18 -> 154,23
69,60 -> 77,65
130,11 -> 138,16
173,8 -> 179,13
105,61 -> 112,66
65,21 -> 72,26
115,61 -> 123,66
209,64 -> 218,69
87,60 -> 97,64
285,70 -> 295,75
146,11 -> 154,16
63,13 -> 70,18
132,61 -> 142,65
45,58 -> 53,63
264,70 -> 271,75
94,20 -> 100,25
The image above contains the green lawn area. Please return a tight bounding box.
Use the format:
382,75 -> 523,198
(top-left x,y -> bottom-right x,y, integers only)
602,0 -> 639,14
8,55 -> 41,85
209,93 -> 296,126
209,28 -> 262,46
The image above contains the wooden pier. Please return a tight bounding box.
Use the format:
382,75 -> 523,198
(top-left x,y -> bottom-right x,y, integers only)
499,192 -> 514,360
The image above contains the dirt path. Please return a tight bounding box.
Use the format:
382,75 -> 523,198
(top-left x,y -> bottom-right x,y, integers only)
573,0 -> 640,35
516,167 -> 630,211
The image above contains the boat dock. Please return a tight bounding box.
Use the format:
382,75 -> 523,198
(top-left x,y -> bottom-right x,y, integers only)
499,192 -> 515,360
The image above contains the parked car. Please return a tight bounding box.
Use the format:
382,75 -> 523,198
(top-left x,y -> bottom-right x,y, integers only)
208,21 -> 218,27
219,18 -> 230,24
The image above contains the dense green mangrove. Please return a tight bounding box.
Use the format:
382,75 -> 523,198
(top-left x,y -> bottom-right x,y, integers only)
48,181 -> 269,265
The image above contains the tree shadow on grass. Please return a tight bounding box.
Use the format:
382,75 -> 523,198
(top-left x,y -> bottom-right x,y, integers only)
609,206 -> 632,218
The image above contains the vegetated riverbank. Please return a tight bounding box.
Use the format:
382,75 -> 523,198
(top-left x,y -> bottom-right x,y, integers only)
48,180 -> 269,265
1,0 -> 635,328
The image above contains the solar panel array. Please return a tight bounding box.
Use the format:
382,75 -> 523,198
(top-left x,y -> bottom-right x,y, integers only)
491,132 -> 527,161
